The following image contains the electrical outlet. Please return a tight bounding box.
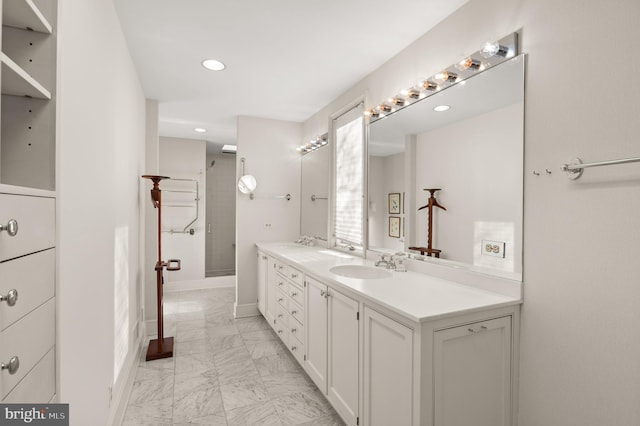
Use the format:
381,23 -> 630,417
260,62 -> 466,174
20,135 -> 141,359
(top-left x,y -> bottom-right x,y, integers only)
482,240 -> 505,258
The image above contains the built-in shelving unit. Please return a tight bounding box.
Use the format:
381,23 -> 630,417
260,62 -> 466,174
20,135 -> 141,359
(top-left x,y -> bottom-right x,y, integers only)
0,0 -> 58,404
1,0 -> 57,191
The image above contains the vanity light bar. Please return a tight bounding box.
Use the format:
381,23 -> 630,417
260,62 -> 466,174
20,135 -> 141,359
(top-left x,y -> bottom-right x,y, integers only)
365,32 -> 518,121
297,133 -> 329,154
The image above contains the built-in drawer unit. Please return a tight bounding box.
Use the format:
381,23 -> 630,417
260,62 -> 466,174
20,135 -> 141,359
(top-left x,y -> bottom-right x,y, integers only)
0,248 -> 55,331
0,298 -> 55,399
0,194 -> 55,261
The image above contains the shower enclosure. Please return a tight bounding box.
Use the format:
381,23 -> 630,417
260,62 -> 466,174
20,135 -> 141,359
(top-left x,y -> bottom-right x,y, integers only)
205,154 -> 237,277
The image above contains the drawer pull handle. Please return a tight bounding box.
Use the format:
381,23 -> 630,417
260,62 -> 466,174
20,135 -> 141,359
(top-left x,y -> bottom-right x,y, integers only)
320,290 -> 326,297
291,292 -> 298,297
291,346 -> 297,352
0,219 -> 18,237
291,328 -> 297,333
1,356 -> 19,375
277,330 -> 283,334
291,273 -> 298,278
278,314 -> 284,318
291,310 -> 297,315
0,289 -> 18,307
278,282 -> 284,287
278,298 -> 284,302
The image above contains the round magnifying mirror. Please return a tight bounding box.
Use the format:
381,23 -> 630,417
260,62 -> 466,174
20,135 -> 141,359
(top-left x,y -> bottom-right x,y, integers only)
238,175 -> 257,194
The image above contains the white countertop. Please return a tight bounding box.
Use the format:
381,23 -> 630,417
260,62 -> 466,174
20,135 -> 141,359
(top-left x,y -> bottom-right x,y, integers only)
257,242 -> 521,323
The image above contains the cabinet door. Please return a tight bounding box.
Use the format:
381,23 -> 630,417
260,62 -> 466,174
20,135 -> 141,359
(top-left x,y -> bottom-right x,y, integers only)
328,289 -> 359,426
257,252 -> 268,316
363,307 -> 413,426
305,276 -> 328,392
433,316 -> 512,426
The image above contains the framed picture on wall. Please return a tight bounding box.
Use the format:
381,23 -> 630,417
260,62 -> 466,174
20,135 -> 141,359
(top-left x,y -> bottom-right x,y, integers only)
388,193 -> 401,214
389,216 -> 400,238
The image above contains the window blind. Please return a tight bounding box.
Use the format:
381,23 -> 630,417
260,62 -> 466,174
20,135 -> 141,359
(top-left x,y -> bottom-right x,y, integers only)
334,114 -> 364,245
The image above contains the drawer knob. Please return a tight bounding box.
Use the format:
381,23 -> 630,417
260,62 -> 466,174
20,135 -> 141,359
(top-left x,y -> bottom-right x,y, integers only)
278,298 -> 284,302
1,356 -> 19,375
0,219 -> 18,237
291,328 -> 297,333
291,310 -> 297,315
291,346 -> 297,352
291,273 -> 298,278
291,292 -> 298,297
0,289 -> 18,307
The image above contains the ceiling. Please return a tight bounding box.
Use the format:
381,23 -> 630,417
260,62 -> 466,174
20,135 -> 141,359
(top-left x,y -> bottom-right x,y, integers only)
113,0 -> 469,152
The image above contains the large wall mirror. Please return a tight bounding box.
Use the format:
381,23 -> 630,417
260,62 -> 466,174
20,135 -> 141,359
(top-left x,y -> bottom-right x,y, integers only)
368,54 -> 525,280
300,136 -> 330,241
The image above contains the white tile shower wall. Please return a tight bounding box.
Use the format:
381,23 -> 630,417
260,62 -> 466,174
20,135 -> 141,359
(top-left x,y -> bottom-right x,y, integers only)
206,154 -> 237,276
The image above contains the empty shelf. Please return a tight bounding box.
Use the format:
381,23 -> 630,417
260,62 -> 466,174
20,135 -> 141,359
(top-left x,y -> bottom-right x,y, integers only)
2,0 -> 52,34
1,52 -> 51,99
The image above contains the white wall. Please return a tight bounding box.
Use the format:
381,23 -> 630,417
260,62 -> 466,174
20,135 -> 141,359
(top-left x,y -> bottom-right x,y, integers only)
300,146 -> 331,241
143,99 -> 159,331
158,137 -> 206,282
304,0 -> 640,424
414,103 -> 522,273
236,116 -> 301,316
57,0 -> 146,424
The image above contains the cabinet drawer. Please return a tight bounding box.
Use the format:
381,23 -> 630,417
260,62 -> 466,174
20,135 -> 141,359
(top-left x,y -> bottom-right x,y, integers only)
290,304 -> 304,326
276,291 -> 288,310
0,298 -> 55,399
274,260 -> 289,278
275,276 -> 288,293
289,340 -> 304,365
275,303 -> 289,327
288,267 -> 303,286
290,321 -> 305,346
2,347 -> 55,403
0,194 -> 55,262
0,249 -> 55,331
288,282 -> 304,307
274,321 -> 289,346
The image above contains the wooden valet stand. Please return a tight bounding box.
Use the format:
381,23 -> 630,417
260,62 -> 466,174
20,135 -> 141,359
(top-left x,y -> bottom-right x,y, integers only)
409,188 -> 446,258
142,175 -> 181,361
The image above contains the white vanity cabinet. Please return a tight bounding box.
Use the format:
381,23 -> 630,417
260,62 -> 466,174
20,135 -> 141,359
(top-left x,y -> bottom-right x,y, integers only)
256,251 -> 267,316
363,307 -> 414,426
256,244 -> 520,426
305,275 -> 360,425
326,287 -> 359,426
362,305 -> 516,426
266,256 -> 307,364
433,316 -> 512,426
305,276 -> 328,391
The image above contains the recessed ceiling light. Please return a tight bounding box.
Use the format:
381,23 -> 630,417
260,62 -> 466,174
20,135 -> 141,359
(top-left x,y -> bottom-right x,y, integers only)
194,127 -> 207,133
433,105 -> 450,112
202,59 -> 225,71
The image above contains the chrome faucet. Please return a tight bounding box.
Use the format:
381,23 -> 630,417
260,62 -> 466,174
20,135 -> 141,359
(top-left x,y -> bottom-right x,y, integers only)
375,254 -> 395,269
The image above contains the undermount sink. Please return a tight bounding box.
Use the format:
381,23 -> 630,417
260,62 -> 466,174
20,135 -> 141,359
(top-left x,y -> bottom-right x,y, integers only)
329,265 -> 392,280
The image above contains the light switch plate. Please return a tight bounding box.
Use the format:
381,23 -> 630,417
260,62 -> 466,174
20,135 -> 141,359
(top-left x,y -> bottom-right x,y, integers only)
482,240 -> 505,258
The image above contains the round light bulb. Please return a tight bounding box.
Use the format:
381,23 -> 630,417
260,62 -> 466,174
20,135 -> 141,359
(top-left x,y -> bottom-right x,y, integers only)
194,127 -> 207,133
433,105 -> 450,112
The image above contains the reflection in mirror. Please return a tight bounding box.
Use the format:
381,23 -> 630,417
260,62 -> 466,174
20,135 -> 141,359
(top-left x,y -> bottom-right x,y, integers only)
300,135 -> 330,241
368,55 -> 524,280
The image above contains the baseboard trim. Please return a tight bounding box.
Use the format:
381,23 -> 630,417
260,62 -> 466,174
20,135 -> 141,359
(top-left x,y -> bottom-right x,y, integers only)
234,302 -> 259,318
164,275 -> 235,292
108,321 -> 145,426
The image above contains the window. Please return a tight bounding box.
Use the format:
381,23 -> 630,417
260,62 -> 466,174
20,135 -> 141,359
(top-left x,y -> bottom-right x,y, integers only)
332,102 -> 365,248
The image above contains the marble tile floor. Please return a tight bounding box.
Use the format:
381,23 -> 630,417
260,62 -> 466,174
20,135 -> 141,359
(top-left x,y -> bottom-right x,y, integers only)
122,287 -> 345,426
